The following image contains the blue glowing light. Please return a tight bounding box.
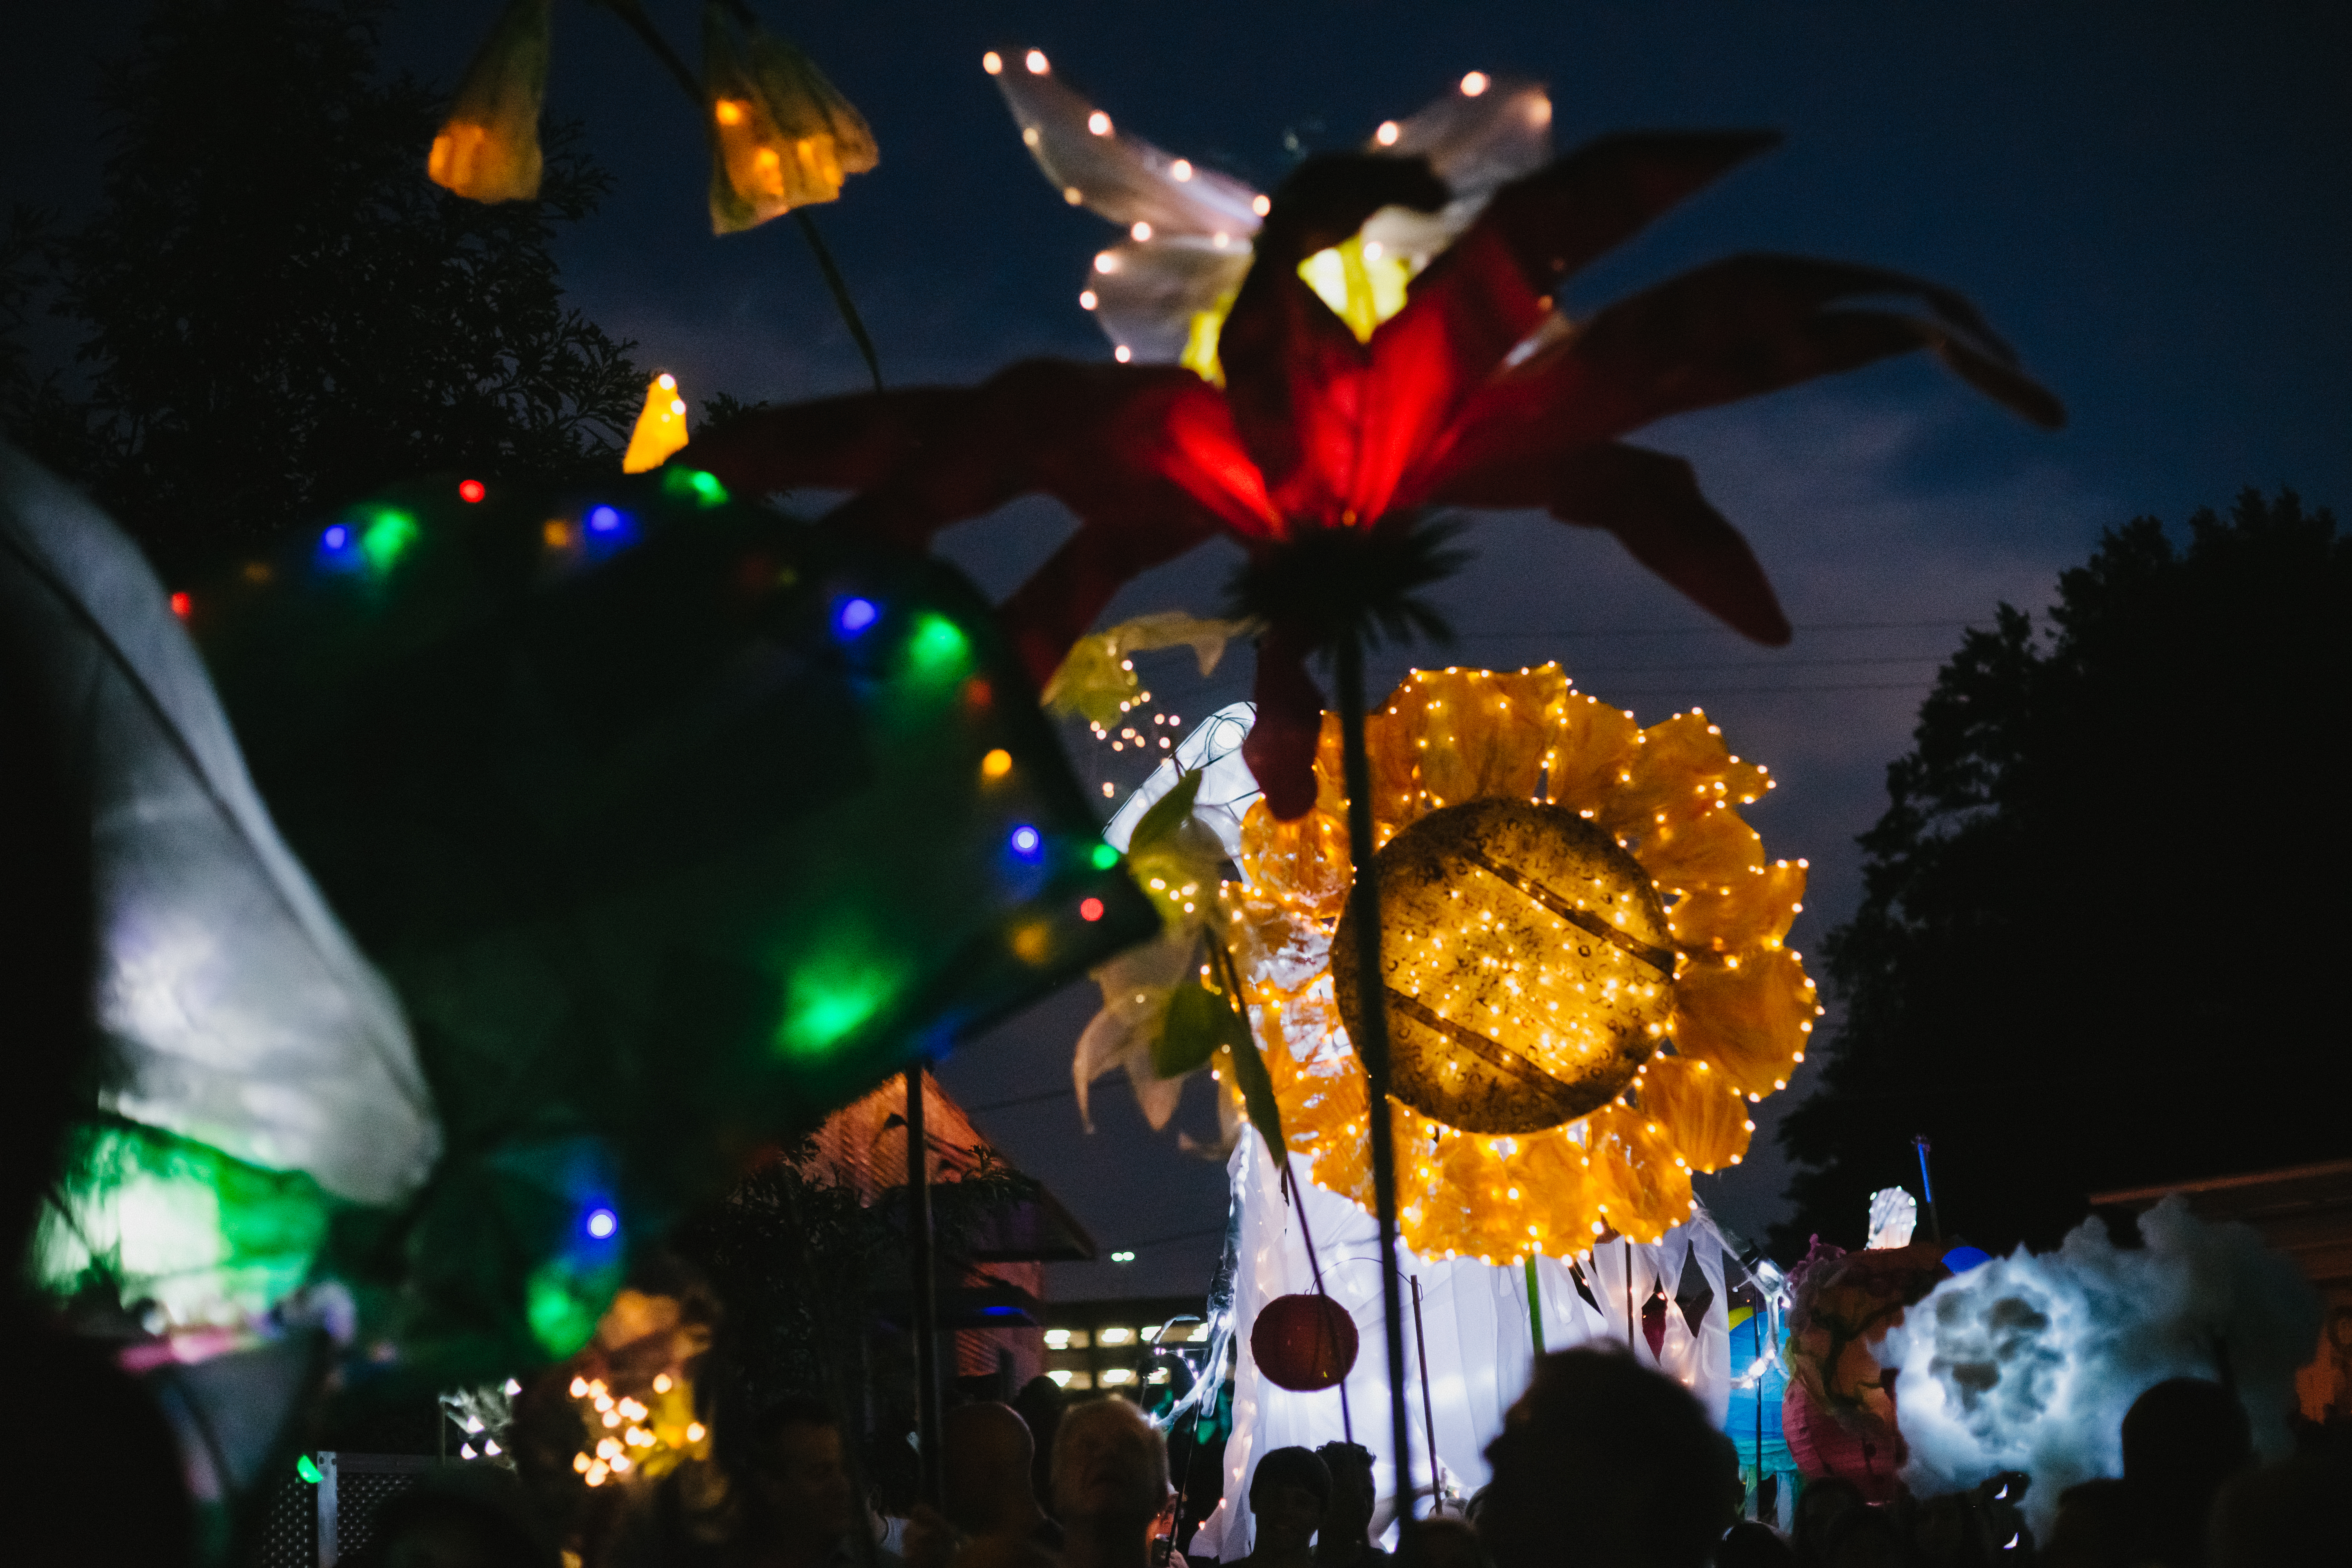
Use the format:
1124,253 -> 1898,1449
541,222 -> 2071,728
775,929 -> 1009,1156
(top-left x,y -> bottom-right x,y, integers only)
586,506 -> 623,534
584,1207 -> 619,1241
323,524 -> 350,550
836,597 -> 880,636
1009,825 -> 1043,860
1943,1245 -> 1993,1273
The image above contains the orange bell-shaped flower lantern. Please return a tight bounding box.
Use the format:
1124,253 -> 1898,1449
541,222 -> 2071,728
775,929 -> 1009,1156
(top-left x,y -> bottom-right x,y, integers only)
427,0 -> 552,203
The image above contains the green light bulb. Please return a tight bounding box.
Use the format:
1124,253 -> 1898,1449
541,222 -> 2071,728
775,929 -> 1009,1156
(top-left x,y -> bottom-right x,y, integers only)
1091,843 -> 1120,871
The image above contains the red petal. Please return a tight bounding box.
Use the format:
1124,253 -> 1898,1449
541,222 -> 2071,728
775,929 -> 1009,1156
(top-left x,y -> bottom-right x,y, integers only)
679,360 -> 1282,549
1433,441 -> 1789,644
1217,158 -> 1448,528
1370,131 -> 1779,518
1417,252 -> 2064,490
1241,628 -> 1325,820
997,509 -> 1227,687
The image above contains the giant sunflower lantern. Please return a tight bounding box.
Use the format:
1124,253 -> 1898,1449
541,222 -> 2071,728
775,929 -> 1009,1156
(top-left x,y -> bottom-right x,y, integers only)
1225,662 -> 1816,1256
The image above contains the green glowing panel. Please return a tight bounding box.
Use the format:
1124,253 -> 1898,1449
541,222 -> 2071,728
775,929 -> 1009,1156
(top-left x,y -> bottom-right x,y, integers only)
34,1122 -> 330,1327
194,469 -> 1158,1217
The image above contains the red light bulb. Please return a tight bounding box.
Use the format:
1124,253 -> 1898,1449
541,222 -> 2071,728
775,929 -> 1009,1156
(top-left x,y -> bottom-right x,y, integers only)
458,479 -> 486,503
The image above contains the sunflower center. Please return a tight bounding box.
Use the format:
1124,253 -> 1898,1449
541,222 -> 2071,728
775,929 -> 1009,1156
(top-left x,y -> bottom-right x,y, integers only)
1332,799 -> 1674,1134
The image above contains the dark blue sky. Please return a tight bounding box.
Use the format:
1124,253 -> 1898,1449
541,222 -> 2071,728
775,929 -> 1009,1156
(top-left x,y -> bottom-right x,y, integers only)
9,2 -> 2347,1293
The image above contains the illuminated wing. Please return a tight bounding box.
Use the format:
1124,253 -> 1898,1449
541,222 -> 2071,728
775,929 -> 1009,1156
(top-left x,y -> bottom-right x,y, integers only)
1361,74 -> 1557,265
0,443 -> 439,1210
989,47 -> 1261,366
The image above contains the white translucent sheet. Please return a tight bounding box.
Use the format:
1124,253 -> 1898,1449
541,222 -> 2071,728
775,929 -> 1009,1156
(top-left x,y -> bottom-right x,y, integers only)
1190,1127 -> 1729,1557
0,443 -> 438,1204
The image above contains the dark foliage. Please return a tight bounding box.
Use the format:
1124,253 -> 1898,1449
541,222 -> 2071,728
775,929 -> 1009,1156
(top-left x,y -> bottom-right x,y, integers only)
2,0 -> 641,582
1776,490 -> 2350,1254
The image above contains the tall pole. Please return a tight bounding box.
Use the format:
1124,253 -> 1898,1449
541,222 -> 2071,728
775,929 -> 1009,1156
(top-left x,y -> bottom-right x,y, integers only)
1913,1135 -> 1943,1247
1334,632 -> 1416,1528
907,1067 -> 942,1506
1410,1276 -> 1440,1513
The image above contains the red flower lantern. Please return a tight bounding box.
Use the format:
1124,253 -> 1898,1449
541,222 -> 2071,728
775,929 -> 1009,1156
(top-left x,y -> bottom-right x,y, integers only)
684,139 -> 2060,820
1251,1291 -> 1360,1392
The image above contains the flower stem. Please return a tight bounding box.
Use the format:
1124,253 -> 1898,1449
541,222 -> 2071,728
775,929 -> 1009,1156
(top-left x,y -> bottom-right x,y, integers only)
1334,630 -> 1417,1525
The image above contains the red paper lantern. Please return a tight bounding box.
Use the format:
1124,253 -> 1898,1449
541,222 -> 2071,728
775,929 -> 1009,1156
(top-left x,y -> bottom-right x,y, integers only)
1252,1292 -> 1359,1392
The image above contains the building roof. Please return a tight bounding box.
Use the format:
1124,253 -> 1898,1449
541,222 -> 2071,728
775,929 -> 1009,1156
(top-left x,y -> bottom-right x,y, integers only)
2092,1157 -> 2352,1289
808,1069 -> 1096,1263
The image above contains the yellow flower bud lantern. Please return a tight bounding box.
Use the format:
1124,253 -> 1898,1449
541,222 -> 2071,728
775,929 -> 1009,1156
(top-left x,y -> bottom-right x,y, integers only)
1233,663 -> 1819,1259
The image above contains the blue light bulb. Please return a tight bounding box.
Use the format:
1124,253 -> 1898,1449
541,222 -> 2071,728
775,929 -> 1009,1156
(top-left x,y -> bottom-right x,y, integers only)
584,1207 -> 619,1241
1009,825 -> 1043,860
586,506 -> 623,534
836,597 -> 880,636
323,524 -> 350,550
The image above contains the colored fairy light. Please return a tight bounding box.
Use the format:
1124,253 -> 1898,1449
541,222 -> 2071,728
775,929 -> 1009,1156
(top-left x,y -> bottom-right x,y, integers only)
170,592 -> 191,617
585,1207 -> 619,1240
586,505 -> 623,534
361,509 -> 420,572
1111,1250 -> 1136,1263
1090,843 -> 1119,871
323,524 -> 350,550
836,597 -> 879,635
981,749 -> 1013,779
1010,825 -> 1044,859
297,1455 -> 322,1484
906,613 -> 971,677
1080,897 -> 1105,923
458,479 -> 486,503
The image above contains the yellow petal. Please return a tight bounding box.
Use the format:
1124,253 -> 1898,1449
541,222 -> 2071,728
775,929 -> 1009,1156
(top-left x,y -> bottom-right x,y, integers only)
1237,800 -> 1352,919
1407,665 -> 1566,815
704,8 -> 876,234
621,376 -> 691,474
1637,1055 -> 1750,1172
1635,802 -> 1765,895
428,0 -> 550,203
1584,1104 -> 1693,1243
1545,691 -> 1642,817
1670,948 -> 1816,1099
1596,710 -> 1771,838
1669,860 -> 1808,956
1510,1130 -> 1601,1249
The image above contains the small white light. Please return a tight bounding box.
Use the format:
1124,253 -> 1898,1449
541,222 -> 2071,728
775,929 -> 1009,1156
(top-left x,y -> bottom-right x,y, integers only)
669,399 -> 685,415
982,51 -> 1003,75
1114,345 -> 1132,362
1025,49 -> 1049,74
1023,127 -> 1040,148
1087,110 -> 1112,136
1364,241 -> 1383,260
1078,290 -> 1098,309
1094,251 -> 1119,274
1063,186 -> 1083,205
1376,120 -> 1401,146
1461,71 -> 1490,96
1171,158 -> 1194,181
656,372 -> 676,390
1251,194 -> 1271,216
1131,220 -> 1152,241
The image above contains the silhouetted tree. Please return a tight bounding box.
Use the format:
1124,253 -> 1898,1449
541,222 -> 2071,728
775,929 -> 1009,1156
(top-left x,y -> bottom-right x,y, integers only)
1775,490 -> 2349,1254
6,0 -> 640,581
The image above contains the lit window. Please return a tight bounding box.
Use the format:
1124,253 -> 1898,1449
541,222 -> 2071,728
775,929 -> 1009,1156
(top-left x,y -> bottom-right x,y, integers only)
1043,1329 -> 1072,1350
1100,1368 -> 1136,1386
1047,1370 -> 1073,1387
1099,1327 -> 1134,1346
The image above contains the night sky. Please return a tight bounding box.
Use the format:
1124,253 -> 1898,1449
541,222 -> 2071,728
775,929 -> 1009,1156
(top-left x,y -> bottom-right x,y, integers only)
9,3 -> 2348,1298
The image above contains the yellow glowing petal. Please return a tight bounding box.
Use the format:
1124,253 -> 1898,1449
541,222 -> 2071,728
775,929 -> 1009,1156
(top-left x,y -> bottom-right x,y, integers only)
1238,800 -> 1353,919
1510,1129 -> 1601,1241
1180,292 -> 1238,386
1635,805 -> 1766,895
1545,693 -> 1643,816
705,14 -> 876,234
427,0 -> 550,203
1670,948 -> 1814,1098
1410,665 -> 1566,811
1669,860 -> 1808,955
621,376 -> 692,473
1585,1104 -> 1693,1242
1638,1055 -> 1751,1172
1296,236 -> 1416,343
1599,711 -> 1771,836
